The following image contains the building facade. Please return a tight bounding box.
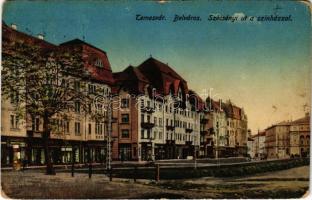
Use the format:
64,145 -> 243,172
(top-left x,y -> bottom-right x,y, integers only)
200,98 -> 248,158
251,130 -> 266,159
1,22 -> 114,166
112,59 -> 201,161
289,113 -> 310,157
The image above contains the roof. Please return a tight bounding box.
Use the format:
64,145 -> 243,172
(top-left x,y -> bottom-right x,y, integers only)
290,115 -> 310,125
60,38 -> 107,54
3,22 -> 114,86
60,39 -> 114,85
114,66 -> 149,83
113,65 -> 150,94
2,22 -> 55,49
252,131 -> 266,138
188,90 -> 205,111
138,57 -> 186,81
265,121 -> 291,130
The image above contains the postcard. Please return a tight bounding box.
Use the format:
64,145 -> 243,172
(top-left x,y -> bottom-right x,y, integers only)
1,0 -> 311,199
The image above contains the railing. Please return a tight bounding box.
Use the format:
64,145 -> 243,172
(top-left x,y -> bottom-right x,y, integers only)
200,118 -> 209,124
141,121 -> 155,129
166,125 -> 175,131
185,128 -> 193,133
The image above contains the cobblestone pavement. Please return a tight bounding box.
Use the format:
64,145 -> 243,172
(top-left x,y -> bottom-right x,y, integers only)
1,166 -> 309,199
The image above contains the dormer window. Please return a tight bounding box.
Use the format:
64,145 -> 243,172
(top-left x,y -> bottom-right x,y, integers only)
178,87 -> 183,100
95,58 -> 103,68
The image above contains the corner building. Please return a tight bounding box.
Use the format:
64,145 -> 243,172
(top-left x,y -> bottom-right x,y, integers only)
112,57 -> 202,161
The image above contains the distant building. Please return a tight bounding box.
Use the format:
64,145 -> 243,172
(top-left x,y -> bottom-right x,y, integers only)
200,98 -> 248,158
289,113 -> 310,157
265,113 -> 310,159
252,130 -> 266,159
265,121 -> 291,159
247,130 -> 254,158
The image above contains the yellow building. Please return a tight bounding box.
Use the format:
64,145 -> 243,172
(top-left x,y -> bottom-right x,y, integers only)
289,113 -> 310,157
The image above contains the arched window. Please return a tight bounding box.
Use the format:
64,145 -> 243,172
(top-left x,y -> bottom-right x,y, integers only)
300,135 -> 305,146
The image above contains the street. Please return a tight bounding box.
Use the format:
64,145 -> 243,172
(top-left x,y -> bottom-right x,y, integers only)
1,165 -> 309,199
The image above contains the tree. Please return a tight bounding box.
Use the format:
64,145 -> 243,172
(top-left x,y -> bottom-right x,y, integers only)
2,38 -> 90,174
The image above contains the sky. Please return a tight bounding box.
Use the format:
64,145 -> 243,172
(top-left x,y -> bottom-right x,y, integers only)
2,0 -> 311,134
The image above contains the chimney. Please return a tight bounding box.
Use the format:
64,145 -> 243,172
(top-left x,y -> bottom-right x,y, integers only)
11,23 -> 17,30
37,34 -> 44,40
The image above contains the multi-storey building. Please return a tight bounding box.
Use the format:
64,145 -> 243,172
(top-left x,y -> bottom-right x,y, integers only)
223,101 -> 248,157
1,22 -> 114,166
251,130 -> 266,159
265,121 -> 291,159
112,58 -> 201,161
289,113 -> 310,157
200,98 -> 248,158
265,113 -> 310,159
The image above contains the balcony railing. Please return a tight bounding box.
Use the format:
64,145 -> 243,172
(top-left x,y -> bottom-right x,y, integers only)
200,118 -> 209,124
185,141 -> 193,145
141,121 -> 155,129
166,125 -> 175,131
185,128 -> 193,133
200,130 -> 208,135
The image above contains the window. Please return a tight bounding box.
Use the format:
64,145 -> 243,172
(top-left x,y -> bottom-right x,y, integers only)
64,120 -> 70,134
154,131 -> 157,139
75,101 -> 80,113
88,123 -> 92,134
121,98 -> 129,108
95,58 -> 103,68
75,122 -> 81,135
88,84 -> 96,94
147,130 -> 151,139
154,117 -> 157,126
141,129 -> 145,139
95,122 -> 103,135
121,129 -> 129,138
10,115 -> 19,129
35,118 -> 40,131
141,114 -> 144,123
140,99 -> 144,108
10,115 -> 15,128
88,104 -> 92,113
147,101 -> 151,107
147,115 -> 150,123
121,114 -> 129,123
166,119 -> 169,126
159,118 -> 163,127
74,81 -> 80,92
159,132 -> 163,139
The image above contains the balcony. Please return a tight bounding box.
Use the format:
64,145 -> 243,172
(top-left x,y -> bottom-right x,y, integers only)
141,121 -> 155,129
166,139 -> 176,145
200,130 -> 208,135
200,118 -> 209,124
185,128 -> 193,133
141,106 -> 155,113
185,141 -> 193,145
166,125 -> 175,131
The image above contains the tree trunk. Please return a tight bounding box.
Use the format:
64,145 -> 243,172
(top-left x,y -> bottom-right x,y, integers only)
43,114 -> 55,175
